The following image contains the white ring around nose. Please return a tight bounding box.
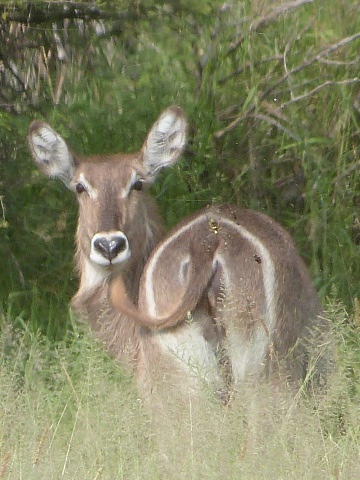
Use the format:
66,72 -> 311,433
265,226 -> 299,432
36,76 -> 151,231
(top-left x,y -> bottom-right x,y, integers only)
90,231 -> 131,266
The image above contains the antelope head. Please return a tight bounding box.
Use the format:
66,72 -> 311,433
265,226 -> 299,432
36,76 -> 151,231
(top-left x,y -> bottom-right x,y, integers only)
28,107 -> 187,294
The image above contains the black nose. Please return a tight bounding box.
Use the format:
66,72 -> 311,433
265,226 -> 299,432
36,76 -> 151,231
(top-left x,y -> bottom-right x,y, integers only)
93,236 -> 127,261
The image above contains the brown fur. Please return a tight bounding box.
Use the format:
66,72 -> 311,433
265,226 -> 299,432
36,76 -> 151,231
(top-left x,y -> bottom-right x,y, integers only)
28,107 -> 330,417
110,204 -> 331,389
110,232 -> 220,329
28,107 -> 197,380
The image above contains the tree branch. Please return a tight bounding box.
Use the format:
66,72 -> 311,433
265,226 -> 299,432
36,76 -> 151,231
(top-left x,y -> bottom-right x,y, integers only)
0,2 -> 128,24
250,0 -> 314,33
280,78 -> 360,108
215,32 -> 360,138
218,54 -> 282,85
228,0 -> 314,55
252,113 -> 301,141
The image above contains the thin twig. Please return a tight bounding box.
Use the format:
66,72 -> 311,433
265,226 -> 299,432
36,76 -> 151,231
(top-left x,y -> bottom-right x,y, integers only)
250,0 -> 314,33
0,452 -> 11,478
62,403 -> 81,476
0,57 -> 26,91
335,160 -> 360,184
33,426 -> 50,466
252,113 -> 301,141
218,55 -> 282,85
228,0 -> 314,54
54,62 -> 67,105
0,2 -> 128,24
92,467 -> 103,480
215,32 -> 360,138
281,78 -> 360,108
283,18 -> 316,102
318,58 -> 360,66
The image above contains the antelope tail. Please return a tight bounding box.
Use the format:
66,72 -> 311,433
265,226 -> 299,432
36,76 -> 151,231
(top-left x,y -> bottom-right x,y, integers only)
110,236 -> 220,330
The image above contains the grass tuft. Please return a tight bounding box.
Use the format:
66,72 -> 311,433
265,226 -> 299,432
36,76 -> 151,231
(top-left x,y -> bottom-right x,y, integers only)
1,298 -> 359,479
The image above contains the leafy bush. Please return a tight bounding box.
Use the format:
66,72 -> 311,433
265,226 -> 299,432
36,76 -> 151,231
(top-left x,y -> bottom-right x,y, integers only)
0,0 -> 359,341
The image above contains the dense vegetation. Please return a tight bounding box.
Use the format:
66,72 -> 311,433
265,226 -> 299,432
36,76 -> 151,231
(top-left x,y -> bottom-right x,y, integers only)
0,1 -> 359,478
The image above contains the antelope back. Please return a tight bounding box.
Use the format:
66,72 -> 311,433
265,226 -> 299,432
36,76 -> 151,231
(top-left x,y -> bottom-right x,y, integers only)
28,107 -> 187,301
117,204 -> 325,385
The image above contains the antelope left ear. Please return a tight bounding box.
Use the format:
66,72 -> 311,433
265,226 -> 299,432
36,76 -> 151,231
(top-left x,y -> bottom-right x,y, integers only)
142,106 -> 187,181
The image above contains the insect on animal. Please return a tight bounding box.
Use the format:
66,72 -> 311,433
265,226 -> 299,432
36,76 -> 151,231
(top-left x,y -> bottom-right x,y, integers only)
204,212 -> 228,251
254,254 -> 262,264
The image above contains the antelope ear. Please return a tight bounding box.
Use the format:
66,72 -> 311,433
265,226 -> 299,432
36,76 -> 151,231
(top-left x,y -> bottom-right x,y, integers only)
28,121 -> 76,189
142,106 -> 187,180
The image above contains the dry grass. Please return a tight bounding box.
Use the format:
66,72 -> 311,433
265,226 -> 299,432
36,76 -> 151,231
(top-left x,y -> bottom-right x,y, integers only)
0,310 -> 359,480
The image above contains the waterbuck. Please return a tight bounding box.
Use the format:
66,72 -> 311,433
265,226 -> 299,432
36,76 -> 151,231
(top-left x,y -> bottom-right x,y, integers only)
28,107 -> 188,372
28,106 -> 328,411
110,204 -> 329,391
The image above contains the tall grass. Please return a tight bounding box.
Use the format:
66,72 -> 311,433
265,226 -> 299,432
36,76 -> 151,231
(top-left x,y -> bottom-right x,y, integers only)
1,300 -> 359,479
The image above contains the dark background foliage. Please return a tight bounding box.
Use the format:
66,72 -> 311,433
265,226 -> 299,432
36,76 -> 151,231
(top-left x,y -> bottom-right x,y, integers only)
0,0 -> 359,339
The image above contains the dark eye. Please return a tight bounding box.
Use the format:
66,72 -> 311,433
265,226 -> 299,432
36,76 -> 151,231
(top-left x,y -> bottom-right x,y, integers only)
132,179 -> 144,191
75,182 -> 86,194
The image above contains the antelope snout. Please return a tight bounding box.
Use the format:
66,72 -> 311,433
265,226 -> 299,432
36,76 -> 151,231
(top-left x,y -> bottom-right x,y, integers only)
94,236 -> 126,260
90,232 -> 131,266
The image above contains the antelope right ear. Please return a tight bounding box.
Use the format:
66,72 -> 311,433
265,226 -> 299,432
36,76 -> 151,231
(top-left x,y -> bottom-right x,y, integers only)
142,106 -> 187,181
28,121 -> 76,189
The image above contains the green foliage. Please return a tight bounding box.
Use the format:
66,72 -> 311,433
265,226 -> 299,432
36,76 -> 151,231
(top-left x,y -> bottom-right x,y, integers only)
0,1 -> 359,336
